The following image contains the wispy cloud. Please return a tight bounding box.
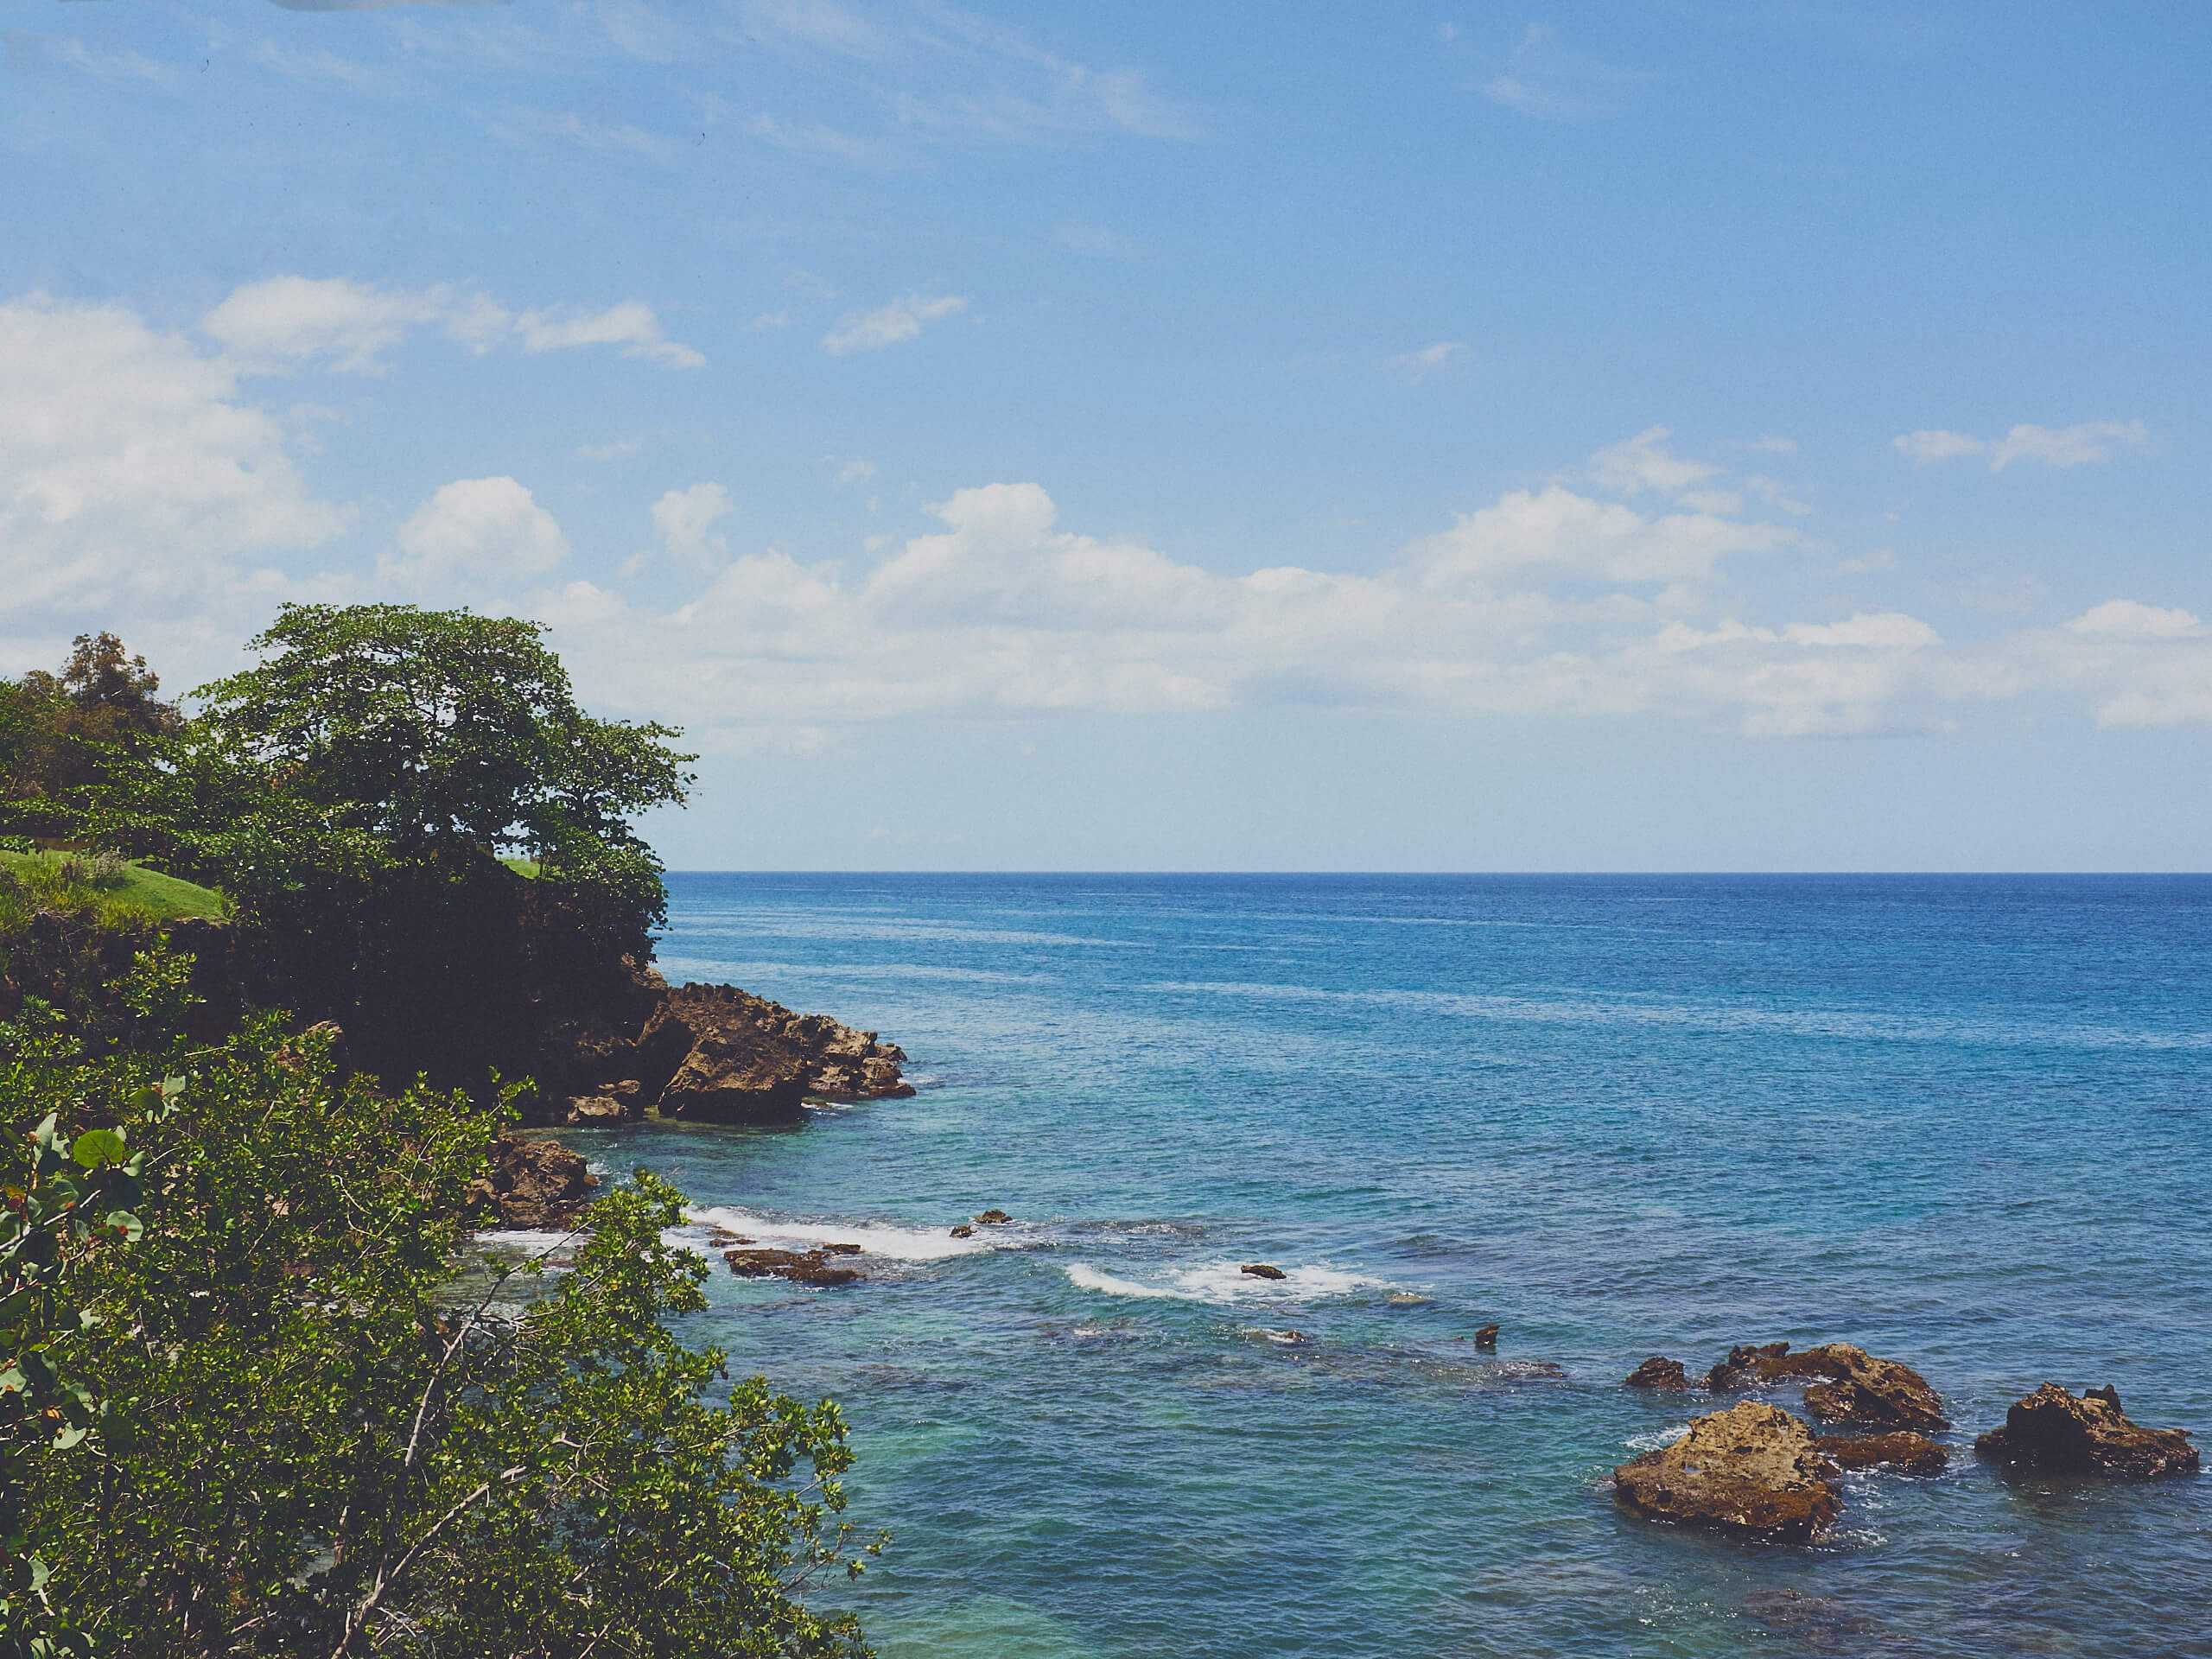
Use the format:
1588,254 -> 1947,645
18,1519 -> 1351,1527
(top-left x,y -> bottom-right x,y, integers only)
1387,340 -> 1466,384
1481,23 -> 1643,122
823,292 -> 968,355
1893,420 -> 2152,471
1056,221 -> 1140,259
578,436 -> 644,461
199,276 -> 704,373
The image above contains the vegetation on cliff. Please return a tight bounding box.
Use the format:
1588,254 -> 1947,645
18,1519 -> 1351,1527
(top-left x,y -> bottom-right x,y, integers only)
1,614 -> 880,1656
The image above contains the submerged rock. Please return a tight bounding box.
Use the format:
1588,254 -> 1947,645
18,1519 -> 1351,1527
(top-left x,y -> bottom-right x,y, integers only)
1706,1342 -> 1948,1431
948,1224 -> 976,1239
468,1136 -> 600,1230
974,1210 -> 1013,1225
1241,1263 -> 1287,1281
1472,1324 -> 1499,1348
1626,1356 -> 1691,1390
1815,1432 -> 1948,1476
724,1247 -> 863,1288
1974,1382 -> 2199,1478
1612,1401 -> 1842,1541
1383,1291 -> 1431,1307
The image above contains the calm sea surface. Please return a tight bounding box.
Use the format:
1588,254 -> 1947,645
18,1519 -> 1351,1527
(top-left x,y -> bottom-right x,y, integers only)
556,874 -> 2211,1658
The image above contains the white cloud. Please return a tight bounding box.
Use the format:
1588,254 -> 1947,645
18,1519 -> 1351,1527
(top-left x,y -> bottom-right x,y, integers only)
200,276 -> 447,375
1388,340 -> 1466,383
1894,420 -> 2152,471
1586,426 -> 1717,497
1410,484 -> 1796,588
578,436 -> 644,461
2066,599 -> 2203,639
650,482 -> 734,569
837,459 -> 877,483
199,276 -> 702,374
0,293 -> 345,615
515,301 -> 705,368
823,293 -> 968,355
1482,24 -> 1643,121
382,477 -> 568,592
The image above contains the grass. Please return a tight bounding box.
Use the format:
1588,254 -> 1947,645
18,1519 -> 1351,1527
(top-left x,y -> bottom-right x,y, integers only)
0,849 -> 229,923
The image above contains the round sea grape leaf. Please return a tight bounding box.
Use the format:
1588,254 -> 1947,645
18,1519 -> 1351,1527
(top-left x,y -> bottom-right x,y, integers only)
71,1128 -> 130,1169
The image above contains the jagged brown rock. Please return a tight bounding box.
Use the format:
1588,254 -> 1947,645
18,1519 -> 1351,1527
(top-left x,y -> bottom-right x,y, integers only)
1241,1263 -> 1287,1280
1612,1401 -> 1842,1541
724,1247 -> 863,1288
1815,1432 -> 1948,1476
525,969 -> 912,1127
1704,1342 -> 1948,1431
973,1210 -> 1012,1224
468,1135 -> 600,1230
1974,1382 -> 2199,1478
1625,1356 -> 1691,1389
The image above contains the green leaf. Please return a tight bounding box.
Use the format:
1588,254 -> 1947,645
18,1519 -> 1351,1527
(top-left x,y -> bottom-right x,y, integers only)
69,1129 -> 128,1169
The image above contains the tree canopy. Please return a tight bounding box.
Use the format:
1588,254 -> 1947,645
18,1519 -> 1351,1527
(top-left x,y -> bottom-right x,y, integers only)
194,604 -> 690,865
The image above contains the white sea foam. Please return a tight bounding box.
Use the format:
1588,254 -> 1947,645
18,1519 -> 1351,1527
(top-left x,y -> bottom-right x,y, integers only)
1065,1259 -> 1388,1305
1623,1423 -> 1692,1454
687,1205 -> 988,1262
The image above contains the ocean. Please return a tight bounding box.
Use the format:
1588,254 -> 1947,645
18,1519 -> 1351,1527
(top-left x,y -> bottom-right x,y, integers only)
557,874 -> 2212,1657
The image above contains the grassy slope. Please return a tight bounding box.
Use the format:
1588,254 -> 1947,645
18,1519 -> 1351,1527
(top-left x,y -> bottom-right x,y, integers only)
0,850 -> 228,921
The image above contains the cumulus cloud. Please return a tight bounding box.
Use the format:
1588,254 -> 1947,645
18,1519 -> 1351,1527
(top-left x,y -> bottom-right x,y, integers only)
823,293 -> 968,355
1410,485 -> 1796,588
2065,599 -> 2202,639
0,293 -> 345,615
530,459 -> 1955,740
1893,420 -> 2152,471
650,483 -> 734,569
199,276 -> 702,373
380,477 -> 567,593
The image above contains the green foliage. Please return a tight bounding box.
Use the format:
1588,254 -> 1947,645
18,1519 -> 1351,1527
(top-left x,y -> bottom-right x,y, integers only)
2,952 -> 878,1656
193,604 -> 690,868
2,638 -> 183,838
79,605 -> 696,1083
0,1067 -> 163,1659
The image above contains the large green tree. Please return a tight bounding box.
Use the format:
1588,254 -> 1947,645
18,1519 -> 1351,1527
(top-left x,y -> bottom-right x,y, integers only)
86,606 -> 696,1084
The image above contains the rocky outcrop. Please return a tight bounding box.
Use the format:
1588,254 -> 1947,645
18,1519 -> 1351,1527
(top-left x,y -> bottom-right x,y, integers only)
1975,1383 -> 2199,1478
724,1247 -> 863,1288
1612,1402 -> 1842,1541
1625,1356 -> 1691,1389
1241,1263 -> 1287,1281
1815,1432 -> 1948,1476
469,1135 -> 600,1230
1706,1341 -> 1948,1431
525,970 -> 912,1127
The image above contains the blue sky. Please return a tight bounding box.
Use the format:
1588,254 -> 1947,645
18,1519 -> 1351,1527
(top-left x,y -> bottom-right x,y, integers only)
3,1 -> 2209,868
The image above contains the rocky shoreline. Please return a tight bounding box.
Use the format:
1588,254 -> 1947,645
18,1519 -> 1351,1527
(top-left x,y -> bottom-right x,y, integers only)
525,968 -> 913,1128
467,969 -> 917,1230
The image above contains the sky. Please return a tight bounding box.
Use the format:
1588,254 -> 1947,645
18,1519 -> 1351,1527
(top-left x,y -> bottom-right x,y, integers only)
3,1 -> 2209,870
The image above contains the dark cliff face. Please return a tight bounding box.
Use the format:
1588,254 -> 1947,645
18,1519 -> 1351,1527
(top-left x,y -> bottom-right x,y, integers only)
5,907 -> 912,1124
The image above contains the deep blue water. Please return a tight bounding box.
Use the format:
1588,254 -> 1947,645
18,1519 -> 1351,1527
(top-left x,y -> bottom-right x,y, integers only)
556,874 -> 2211,1658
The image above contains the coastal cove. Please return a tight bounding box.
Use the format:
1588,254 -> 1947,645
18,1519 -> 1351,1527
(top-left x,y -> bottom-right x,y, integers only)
545,873 -> 2212,1658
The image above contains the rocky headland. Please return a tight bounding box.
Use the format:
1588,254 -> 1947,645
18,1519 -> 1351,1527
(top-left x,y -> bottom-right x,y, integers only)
525,969 -> 913,1128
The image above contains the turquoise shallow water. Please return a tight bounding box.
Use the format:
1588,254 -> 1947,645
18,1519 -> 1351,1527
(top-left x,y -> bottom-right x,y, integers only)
556,874 -> 2211,1658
